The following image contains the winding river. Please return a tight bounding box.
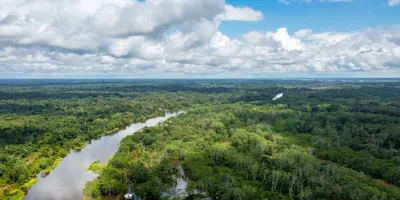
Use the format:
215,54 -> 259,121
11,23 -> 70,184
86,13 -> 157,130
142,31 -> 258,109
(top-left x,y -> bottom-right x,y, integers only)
24,112 -> 181,200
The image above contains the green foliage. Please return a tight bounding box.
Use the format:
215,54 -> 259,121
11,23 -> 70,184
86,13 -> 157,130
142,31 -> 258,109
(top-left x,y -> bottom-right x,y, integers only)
21,179 -> 38,190
93,102 -> 400,200
2,80 -> 400,199
0,80 -> 230,198
87,161 -> 107,175
9,189 -> 24,200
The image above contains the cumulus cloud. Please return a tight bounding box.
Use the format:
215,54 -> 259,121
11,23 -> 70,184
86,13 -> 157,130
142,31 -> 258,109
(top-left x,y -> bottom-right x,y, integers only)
217,5 -> 263,21
0,0 -> 399,78
0,0 -> 225,47
243,28 -> 305,51
281,0 -> 397,6
280,0 -> 352,5
389,0 -> 400,6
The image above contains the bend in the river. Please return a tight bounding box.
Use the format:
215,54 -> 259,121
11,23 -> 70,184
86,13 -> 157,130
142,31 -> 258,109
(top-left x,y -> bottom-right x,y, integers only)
24,112 -> 182,200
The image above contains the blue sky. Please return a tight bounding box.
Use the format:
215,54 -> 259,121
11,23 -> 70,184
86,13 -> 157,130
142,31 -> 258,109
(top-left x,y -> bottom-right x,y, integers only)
222,0 -> 400,38
0,0 -> 399,78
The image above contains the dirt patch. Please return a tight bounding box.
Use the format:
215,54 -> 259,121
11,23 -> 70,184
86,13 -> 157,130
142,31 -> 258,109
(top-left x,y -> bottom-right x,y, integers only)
375,179 -> 398,188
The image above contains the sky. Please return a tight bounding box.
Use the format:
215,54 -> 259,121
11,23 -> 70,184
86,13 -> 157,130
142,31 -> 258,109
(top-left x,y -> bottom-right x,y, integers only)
0,0 -> 399,78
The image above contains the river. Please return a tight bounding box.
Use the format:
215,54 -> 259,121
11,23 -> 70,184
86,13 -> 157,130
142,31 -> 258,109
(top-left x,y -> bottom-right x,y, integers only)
24,112 -> 181,200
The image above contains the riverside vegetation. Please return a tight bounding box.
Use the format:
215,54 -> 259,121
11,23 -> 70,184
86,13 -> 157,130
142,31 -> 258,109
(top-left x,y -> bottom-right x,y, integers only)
1,79 -> 400,199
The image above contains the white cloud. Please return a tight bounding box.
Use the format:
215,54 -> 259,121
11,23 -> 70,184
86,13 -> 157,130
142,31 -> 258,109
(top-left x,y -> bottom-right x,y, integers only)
279,0 -> 400,7
273,28 -> 305,51
0,0 -> 399,78
217,5 -> 264,21
243,28 -> 305,51
295,29 -> 313,38
280,0 -> 352,5
389,0 -> 400,6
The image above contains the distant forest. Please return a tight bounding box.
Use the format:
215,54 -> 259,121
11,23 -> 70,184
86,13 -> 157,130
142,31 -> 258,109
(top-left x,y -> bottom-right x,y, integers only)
1,79 -> 400,200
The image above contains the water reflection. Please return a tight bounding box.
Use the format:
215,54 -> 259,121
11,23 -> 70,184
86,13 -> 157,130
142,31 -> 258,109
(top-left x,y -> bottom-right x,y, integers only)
24,112 -> 181,200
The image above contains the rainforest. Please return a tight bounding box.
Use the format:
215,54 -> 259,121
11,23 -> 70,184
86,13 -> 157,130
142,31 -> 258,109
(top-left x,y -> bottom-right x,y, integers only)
1,79 -> 400,200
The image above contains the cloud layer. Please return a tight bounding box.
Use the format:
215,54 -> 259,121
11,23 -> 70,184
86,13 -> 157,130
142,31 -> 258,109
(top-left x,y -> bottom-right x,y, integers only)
279,0 -> 353,5
389,0 -> 400,6
0,0 -> 399,78
281,0 -> 399,7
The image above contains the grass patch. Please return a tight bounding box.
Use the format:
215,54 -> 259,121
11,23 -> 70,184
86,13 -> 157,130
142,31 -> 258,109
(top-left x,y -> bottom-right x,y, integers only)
87,160 -> 107,175
22,178 -> 38,190
8,189 -> 24,200
73,142 -> 89,151
105,128 -> 119,135
43,157 -> 62,175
